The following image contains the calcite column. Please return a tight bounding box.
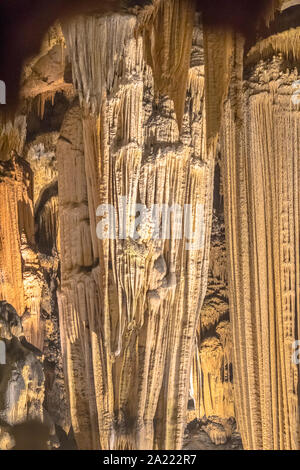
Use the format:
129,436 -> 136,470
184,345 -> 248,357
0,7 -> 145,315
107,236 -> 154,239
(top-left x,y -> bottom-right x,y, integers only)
221,43 -> 300,449
57,102 -> 99,449
58,10 -> 214,450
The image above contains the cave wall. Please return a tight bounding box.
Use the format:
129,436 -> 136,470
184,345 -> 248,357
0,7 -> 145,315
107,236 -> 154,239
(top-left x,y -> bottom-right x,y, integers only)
221,48 -> 300,449
0,0 -> 299,452
189,203 -> 235,445
0,26 -> 71,447
57,9 -> 215,450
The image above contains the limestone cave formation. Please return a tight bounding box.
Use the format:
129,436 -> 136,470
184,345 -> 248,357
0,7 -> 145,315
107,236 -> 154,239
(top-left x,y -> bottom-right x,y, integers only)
0,0 -> 299,450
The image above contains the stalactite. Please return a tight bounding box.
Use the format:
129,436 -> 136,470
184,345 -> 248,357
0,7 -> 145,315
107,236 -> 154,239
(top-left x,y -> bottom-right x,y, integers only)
247,27 -> 300,63
262,0 -> 285,25
202,25 -> 234,156
201,0 -> 282,156
137,0 -> 195,130
37,92 -> 57,120
1,0 -> 299,452
63,14 -> 139,115
221,48 -> 300,449
58,12 -> 214,450
36,196 -> 59,253
25,134 -> 58,205
0,114 -> 26,161
20,233 -> 46,350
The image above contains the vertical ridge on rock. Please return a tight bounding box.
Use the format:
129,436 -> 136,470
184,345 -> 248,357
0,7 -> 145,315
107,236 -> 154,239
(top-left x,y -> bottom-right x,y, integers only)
58,12 -> 215,450
0,158 -> 34,315
137,0 -> 195,130
221,48 -> 300,449
202,25 -> 234,156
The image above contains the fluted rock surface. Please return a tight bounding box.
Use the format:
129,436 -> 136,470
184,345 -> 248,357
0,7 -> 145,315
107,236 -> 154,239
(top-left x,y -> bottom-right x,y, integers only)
57,9 -> 215,450
221,47 -> 300,449
24,128 -> 69,434
0,157 -> 34,315
0,110 -> 68,438
0,115 -> 26,162
1,0 -> 299,453
0,153 -> 53,351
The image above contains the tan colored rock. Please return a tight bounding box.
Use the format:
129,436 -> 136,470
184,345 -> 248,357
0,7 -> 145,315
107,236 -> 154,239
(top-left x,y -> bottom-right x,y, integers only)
0,157 -> 34,315
1,0 -> 299,452
0,115 -> 26,162
190,212 -> 234,443
58,10 -> 214,450
221,48 -> 300,449
0,301 -> 45,444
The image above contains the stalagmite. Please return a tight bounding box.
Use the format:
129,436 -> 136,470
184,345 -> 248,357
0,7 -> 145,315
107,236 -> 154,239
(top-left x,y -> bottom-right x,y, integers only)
58,10 -> 214,450
221,38 -> 300,449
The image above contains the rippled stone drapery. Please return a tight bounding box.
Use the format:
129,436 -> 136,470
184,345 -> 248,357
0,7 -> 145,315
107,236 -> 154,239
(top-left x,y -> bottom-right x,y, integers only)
0,157 -> 34,316
57,10 -> 215,449
138,0 -> 195,129
221,44 -> 300,449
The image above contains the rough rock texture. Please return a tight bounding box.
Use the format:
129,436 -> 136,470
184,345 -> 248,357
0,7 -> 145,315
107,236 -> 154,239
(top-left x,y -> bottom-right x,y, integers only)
189,207 -> 235,445
221,49 -> 300,449
0,0 -> 299,452
0,84 -> 70,445
0,301 -> 45,449
23,121 -> 70,434
0,115 -> 27,162
138,0 -> 195,128
0,157 -> 34,315
21,22 -> 72,107
57,10 -> 214,450
0,150 -> 69,445
183,418 -> 242,450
